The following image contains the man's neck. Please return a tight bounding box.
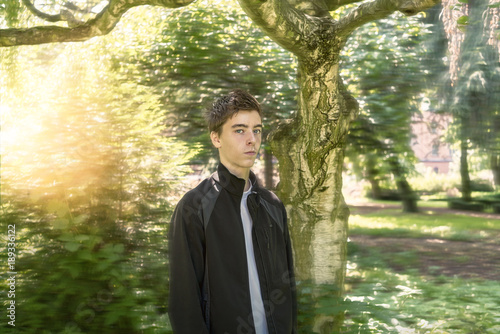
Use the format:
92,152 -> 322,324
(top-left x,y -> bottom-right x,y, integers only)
244,179 -> 251,192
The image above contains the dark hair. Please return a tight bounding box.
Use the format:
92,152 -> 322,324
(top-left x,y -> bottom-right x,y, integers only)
206,89 -> 262,135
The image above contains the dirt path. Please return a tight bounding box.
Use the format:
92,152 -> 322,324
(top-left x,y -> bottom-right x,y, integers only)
348,203 -> 500,280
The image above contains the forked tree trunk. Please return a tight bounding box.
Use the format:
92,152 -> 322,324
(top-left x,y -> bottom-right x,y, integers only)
270,59 -> 358,332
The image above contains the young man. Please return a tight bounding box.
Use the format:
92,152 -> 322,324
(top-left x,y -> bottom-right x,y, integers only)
168,89 -> 297,334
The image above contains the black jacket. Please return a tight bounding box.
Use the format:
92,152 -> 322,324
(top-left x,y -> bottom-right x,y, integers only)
168,164 -> 297,334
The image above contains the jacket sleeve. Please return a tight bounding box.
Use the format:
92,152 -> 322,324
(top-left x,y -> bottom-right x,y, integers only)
168,197 -> 209,334
283,206 -> 298,334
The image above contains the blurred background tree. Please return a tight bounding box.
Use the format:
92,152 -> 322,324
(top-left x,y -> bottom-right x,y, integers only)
342,13 -> 436,212
441,0 -> 500,201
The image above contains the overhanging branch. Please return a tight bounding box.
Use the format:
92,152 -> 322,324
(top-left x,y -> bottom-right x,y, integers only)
337,0 -> 440,38
0,0 -> 196,47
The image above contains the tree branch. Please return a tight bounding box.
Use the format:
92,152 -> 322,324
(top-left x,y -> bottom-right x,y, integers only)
0,0 -> 196,47
324,0 -> 364,12
287,0 -> 330,16
337,0 -> 440,38
21,0 -> 75,23
237,0 -> 328,58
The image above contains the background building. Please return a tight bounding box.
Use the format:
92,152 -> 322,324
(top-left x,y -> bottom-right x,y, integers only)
411,109 -> 453,174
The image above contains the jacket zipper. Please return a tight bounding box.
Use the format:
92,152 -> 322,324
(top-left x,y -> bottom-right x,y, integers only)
264,228 -> 270,249
255,229 -> 277,334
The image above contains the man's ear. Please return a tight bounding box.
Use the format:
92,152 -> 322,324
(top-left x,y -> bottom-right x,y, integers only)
210,131 -> 221,148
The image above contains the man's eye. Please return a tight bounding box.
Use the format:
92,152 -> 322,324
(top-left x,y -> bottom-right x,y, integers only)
254,129 -> 262,134
235,129 -> 244,134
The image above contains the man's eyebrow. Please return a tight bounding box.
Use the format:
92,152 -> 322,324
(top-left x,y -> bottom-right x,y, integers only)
231,124 -> 263,128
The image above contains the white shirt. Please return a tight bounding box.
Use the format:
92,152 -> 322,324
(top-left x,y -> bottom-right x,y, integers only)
241,185 -> 269,334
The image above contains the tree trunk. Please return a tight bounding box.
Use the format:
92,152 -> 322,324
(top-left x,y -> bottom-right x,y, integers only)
460,122 -> 472,201
387,156 -> 418,212
263,146 -> 275,189
270,59 -> 357,333
491,153 -> 500,187
366,154 -> 383,199
490,116 -> 500,187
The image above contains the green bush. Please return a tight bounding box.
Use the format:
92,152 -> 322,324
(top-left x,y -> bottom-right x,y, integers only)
448,199 -> 485,212
1,191 -> 174,334
470,179 -> 495,192
366,189 -> 402,201
409,172 -> 460,195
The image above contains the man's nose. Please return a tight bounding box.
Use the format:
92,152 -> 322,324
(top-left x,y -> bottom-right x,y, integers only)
247,132 -> 256,145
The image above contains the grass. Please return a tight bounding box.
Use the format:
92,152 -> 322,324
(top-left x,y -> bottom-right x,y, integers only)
331,200 -> 500,333
341,270 -> 500,333
349,207 -> 500,241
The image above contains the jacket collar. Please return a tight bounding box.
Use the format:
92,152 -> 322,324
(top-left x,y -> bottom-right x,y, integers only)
214,163 -> 259,197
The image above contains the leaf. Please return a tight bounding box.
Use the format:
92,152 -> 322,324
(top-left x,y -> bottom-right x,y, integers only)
104,310 -> 122,326
65,241 -> 81,252
72,214 -> 88,224
457,15 -> 469,26
77,249 -> 94,261
47,199 -> 70,217
67,265 -> 80,278
74,234 -> 90,242
58,233 -> 74,242
53,218 -> 69,229
113,243 -> 125,254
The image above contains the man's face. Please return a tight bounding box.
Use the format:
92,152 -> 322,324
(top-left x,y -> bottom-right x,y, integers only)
210,110 -> 262,179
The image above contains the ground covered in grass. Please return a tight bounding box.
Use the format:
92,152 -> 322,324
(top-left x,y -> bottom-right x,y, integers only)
341,201 -> 500,333
349,202 -> 500,280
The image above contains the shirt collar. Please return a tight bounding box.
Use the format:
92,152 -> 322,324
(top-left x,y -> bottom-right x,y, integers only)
215,163 -> 258,196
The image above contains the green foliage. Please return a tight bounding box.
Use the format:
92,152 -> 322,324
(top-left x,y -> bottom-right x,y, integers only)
1,193 -> 174,334
1,14 -> 194,333
457,15 -> 469,26
0,0 -> 21,27
409,169 -> 461,194
342,13 -> 434,199
442,0 -> 500,193
448,199 -> 485,211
